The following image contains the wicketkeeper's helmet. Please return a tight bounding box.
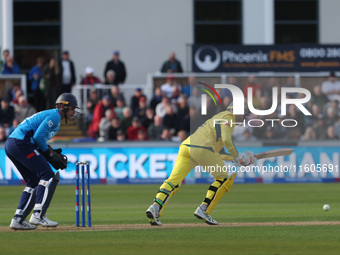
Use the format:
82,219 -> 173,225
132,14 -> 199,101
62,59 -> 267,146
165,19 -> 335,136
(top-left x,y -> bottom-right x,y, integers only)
55,93 -> 80,123
55,93 -> 79,109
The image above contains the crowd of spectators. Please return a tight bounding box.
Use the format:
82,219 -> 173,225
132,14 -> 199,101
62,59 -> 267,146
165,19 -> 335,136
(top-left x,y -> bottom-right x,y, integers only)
84,83 -> 190,143
1,48 -> 340,143
0,83 -> 37,140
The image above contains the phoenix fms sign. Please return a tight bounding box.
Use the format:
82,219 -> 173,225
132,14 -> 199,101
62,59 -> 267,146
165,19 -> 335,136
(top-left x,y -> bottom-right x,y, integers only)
200,84 -> 311,128
193,44 -> 340,72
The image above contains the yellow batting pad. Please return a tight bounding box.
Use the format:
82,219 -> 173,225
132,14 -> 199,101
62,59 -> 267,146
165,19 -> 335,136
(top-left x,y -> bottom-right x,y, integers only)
159,185 -> 181,217
206,173 -> 237,215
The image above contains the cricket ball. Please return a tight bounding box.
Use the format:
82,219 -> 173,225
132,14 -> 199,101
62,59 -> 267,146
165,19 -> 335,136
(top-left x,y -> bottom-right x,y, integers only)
323,204 -> 330,211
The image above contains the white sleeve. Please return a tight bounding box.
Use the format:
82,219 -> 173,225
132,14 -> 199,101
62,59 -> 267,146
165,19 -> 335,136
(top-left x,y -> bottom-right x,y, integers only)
321,82 -> 328,94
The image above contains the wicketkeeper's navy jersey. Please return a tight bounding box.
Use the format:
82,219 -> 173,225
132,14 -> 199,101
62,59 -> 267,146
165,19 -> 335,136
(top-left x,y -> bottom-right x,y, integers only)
9,109 -> 61,152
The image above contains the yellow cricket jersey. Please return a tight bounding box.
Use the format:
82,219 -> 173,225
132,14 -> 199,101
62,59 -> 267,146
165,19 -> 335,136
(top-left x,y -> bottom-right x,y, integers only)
182,111 -> 238,161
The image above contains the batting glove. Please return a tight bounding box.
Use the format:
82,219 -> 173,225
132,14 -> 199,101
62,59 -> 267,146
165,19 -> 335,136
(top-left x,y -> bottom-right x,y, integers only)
232,153 -> 247,167
244,151 -> 257,165
233,152 -> 256,167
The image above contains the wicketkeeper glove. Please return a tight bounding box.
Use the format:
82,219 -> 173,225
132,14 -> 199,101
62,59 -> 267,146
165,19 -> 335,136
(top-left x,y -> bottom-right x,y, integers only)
43,145 -> 63,155
53,147 -> 62,154
42,146 -> 68,170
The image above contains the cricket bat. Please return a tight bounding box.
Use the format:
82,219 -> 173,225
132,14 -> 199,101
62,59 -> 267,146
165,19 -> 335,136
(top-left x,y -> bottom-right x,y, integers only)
254,148 -> 293,160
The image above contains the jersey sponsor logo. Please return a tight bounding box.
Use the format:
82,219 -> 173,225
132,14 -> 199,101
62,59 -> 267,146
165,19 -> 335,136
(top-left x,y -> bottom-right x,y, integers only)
47,120 -> 54,128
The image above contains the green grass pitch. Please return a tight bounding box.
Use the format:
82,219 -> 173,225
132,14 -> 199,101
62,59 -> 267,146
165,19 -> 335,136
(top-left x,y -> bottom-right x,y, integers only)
0,183 -> 340,255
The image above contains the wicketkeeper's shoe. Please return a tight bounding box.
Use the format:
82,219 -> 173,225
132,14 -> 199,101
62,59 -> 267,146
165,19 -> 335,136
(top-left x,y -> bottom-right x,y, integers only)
146,204 -> 162,226
194,206 -> 218,225
29,213 -> 58,227
10,217 -> 37,230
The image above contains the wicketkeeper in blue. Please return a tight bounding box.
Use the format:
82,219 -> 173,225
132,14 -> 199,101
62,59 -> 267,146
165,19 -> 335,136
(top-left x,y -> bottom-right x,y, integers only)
6,93 -> 79,230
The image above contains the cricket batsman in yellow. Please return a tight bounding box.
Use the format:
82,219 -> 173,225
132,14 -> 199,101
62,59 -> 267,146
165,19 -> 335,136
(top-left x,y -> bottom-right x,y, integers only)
146,105 -> 256,225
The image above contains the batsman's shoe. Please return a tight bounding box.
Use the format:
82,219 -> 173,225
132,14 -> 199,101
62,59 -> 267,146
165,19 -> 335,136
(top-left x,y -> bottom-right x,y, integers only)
10,218 -> 37,230
146,204 -> 162,226
29,214 -> 58,227
194,206 -> 218,225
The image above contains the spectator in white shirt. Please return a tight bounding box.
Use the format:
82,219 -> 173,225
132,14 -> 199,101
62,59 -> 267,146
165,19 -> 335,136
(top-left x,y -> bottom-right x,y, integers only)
160,75 -> 182,98
155,96 -> 177,118
321,71 -> 340,102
